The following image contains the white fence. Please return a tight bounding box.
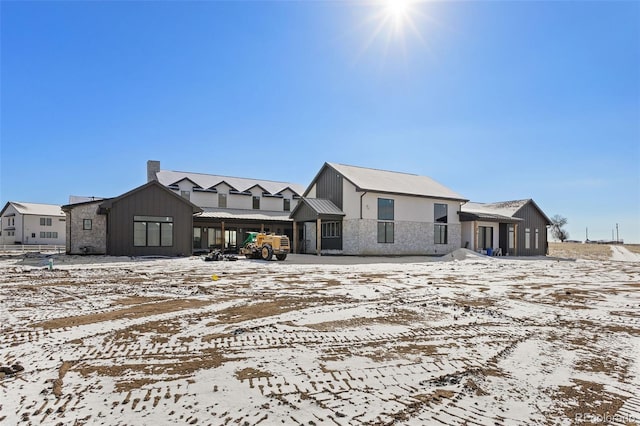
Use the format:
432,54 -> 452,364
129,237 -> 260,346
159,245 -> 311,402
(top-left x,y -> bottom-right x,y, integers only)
0,245 -> 65,253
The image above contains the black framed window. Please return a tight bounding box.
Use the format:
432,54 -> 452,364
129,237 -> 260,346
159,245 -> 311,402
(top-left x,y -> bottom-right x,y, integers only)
478,226 -> 493,249
134,216 -> 173,247
434,224 -> 447,244
283,199 -> 291,212
40,217 -> 52,226
378,198 -> 394,220
253,196 -> 260,210
321,221 -> 341,238
378,222 -> 394,243
218,193 -> 227,208
83,219 -> 92,230
434,203 -> 448,223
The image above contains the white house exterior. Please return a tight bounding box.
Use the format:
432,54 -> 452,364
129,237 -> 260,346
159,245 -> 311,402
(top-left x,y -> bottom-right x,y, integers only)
0,202 -> 66,246
291,163 -> 468,256
147,161 -> 305,252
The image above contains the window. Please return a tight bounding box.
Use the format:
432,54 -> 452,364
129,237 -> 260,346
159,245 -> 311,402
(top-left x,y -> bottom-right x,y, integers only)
283,199 -> 291,212
508,225 -> 515,249
435,224 -> 447,244
31,233 -> 36,238
218,193 -> 227,208
134,216 -> 173,247
192,227 -> 201,249
321,222 -> 341,238
40,217 -> 52,226
377,198 -> 394,243
83,219 -> 92,230
208,228 -> 223,247
525,228 -> 531,249
253,196 -> 260,210
39,232 -> 58,239
434,204 -> 448,223
478,226 -> 493,249
378,222 -> 394,243
181,191 -> 190,200
378,198 -> 394,220
535,228 -> 539,250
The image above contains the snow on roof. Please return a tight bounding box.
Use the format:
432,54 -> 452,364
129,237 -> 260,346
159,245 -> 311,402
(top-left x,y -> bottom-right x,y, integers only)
2,202 -> 65,217
155,170 -> 305,196
196,208 -> 293,222
461,200 -> 531,217
327,163 -> 467,201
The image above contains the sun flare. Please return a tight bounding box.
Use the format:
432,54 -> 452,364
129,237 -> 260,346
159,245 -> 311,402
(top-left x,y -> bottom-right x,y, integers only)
381,0 -> 414,30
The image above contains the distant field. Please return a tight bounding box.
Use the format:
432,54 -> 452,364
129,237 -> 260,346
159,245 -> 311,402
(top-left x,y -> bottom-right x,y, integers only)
625,244 -> 640,255
548,242 -> 613,260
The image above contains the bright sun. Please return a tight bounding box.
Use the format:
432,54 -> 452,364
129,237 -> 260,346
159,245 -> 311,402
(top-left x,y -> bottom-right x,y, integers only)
381,0 -> 414,31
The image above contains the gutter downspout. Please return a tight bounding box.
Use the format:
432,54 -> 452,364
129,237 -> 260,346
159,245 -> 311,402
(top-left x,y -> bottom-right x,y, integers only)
359,191 -> 367,219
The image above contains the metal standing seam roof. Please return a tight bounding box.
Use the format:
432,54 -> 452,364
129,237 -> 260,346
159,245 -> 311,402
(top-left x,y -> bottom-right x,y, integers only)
299,198 -> 345,216
1,202 -> 65,217
155,170 -> 306,196
195,208 -> 293,222
326,162 -> 467,201
461,200 -> 531,217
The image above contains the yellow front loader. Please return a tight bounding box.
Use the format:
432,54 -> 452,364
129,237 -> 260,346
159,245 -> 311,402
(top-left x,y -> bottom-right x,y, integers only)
240,232 -> 290,261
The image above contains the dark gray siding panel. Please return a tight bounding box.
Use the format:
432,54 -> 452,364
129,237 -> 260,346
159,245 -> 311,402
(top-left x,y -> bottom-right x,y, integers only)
316,167 -> 344,209
293,202 -> 320,223
514,203 -> 548,256
107,185 -> 194,257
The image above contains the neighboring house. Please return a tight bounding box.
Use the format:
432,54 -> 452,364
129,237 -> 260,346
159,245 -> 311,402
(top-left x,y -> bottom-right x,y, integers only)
62,181 -> 202,256
147,160 -> 305,253
459,199 -> 551,256
0,202 -> 66,246
290,162 -> 468,255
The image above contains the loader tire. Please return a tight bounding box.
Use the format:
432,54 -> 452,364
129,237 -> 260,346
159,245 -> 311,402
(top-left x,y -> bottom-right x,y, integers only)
261,245 -> 273,261
276,254 -> 287,261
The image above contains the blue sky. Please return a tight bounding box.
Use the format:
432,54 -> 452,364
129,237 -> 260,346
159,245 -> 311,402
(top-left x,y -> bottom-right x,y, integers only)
1,0 -> 639,243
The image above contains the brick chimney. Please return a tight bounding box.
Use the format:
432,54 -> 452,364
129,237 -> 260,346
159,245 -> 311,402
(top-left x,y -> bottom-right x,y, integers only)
147,160 -> 160,182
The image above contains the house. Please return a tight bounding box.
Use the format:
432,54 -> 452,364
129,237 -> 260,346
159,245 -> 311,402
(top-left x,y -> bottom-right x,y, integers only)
62,181 -> 202,256
290,163 -> 468,255
459,199 -> 551,256
147,160 -> 305,253
0,202 -> 66,246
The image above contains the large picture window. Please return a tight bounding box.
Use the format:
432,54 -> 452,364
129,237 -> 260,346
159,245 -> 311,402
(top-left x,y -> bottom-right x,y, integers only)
134,216 -> 173,247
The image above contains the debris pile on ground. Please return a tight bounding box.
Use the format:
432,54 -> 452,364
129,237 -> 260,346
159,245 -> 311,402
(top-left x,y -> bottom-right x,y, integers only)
442,248 -> 488,261
203,250 -> 238,262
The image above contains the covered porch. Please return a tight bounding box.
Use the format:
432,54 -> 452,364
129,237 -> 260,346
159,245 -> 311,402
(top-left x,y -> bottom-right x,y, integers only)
289,198 -> 345,255
459,211 -> 523,256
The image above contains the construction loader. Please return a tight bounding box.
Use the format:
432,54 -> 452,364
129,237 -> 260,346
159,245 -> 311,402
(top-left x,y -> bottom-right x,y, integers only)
240,232 -> 290,261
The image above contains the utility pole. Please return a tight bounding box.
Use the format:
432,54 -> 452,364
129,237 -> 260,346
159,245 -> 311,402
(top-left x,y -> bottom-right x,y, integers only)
616,223 -> 619,244
585,227 -> 589,242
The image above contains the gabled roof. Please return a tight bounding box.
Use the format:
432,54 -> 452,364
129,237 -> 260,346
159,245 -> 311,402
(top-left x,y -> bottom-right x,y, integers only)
289,198 -> 345,222
0,201 -> 65,217
100,181 -> 203,214
308,163 -> 467,201
461,199 -> 551,224
155,170 -> 305,197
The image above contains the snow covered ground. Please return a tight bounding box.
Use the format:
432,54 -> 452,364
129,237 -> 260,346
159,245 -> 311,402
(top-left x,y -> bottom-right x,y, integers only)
1,250 -> 639,425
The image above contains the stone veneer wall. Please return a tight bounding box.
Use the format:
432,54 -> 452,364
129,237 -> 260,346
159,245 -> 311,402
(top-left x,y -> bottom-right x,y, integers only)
342,219 -> 461,256
67,204 -> 107,254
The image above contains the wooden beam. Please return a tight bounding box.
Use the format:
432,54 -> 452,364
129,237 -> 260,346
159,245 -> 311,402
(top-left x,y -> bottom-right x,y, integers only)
292,221 -> 298,254
316,218 -> 321,256
221,221 -> 225,250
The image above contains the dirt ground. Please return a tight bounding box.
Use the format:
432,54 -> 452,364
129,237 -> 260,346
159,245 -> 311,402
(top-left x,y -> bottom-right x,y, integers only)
1,251 -> 639,425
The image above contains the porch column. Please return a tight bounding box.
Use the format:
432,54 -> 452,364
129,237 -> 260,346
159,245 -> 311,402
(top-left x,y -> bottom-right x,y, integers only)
514,223 -> 518,256
221,221 -> 225,250
473,221 -> 478,251
292,221 -> 298,254
316,218 -> 321,256
260,223 -> 264,233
